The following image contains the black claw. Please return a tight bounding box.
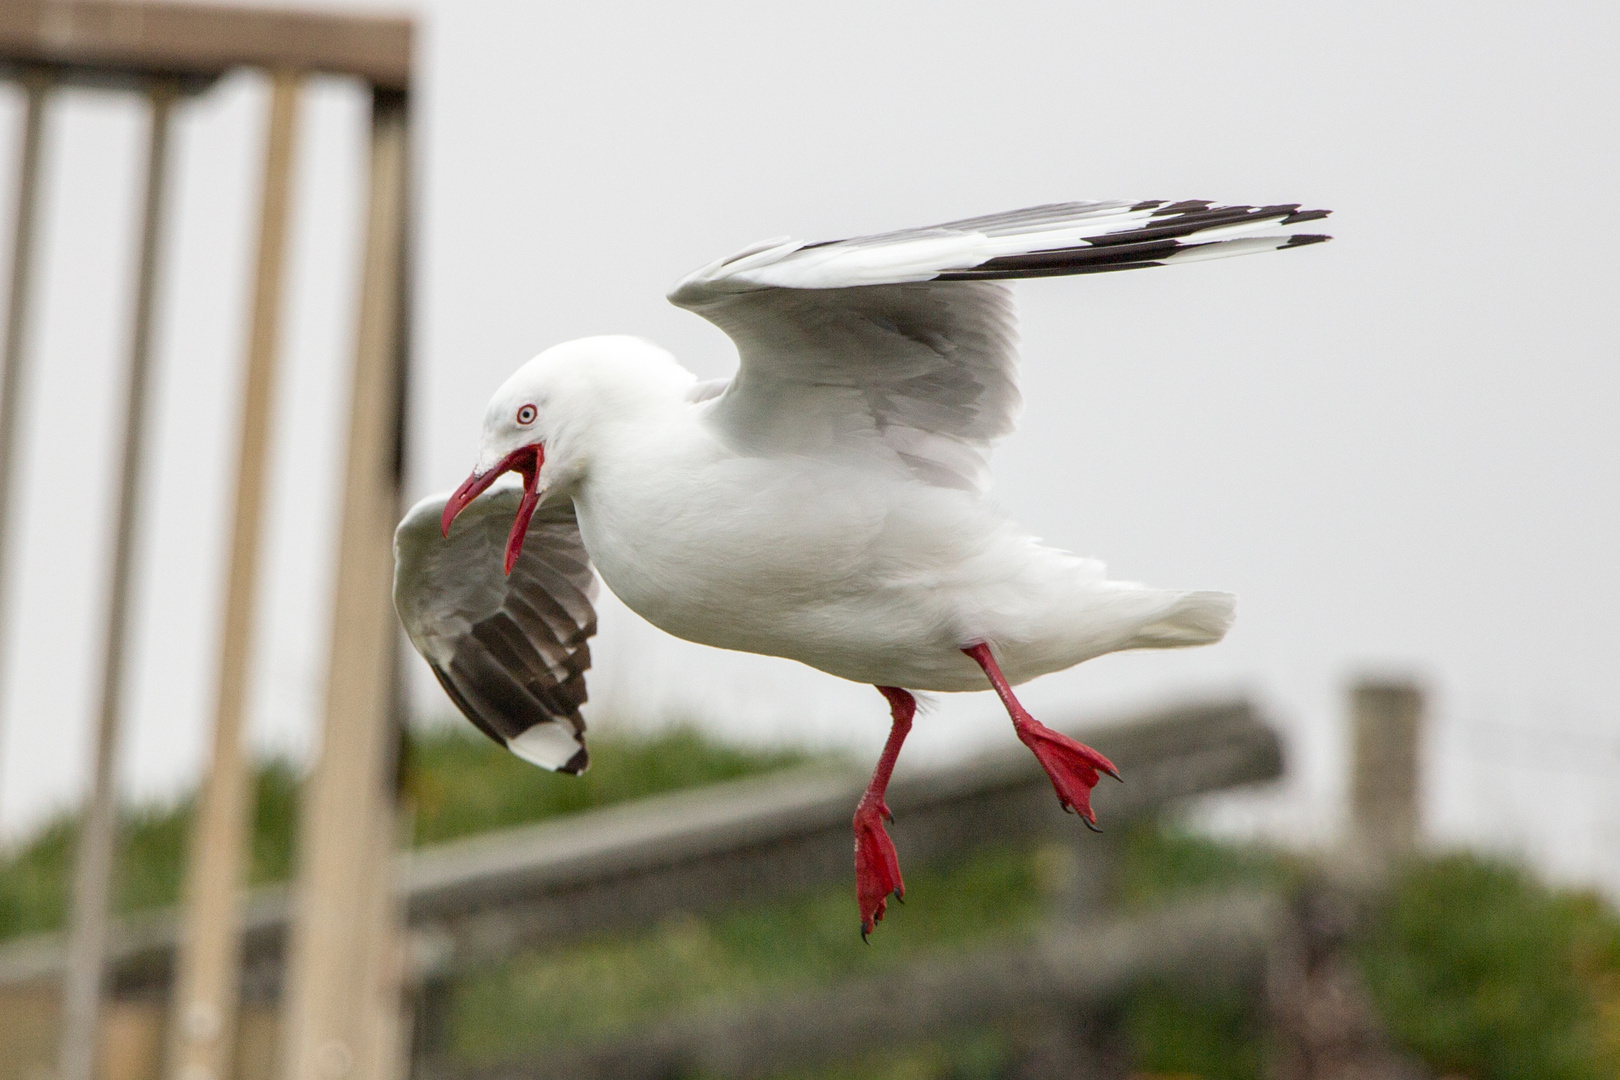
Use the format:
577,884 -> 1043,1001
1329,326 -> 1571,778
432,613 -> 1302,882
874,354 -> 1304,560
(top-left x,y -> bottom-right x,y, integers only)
1082,816 -> 1104,834
861,926 -> 870,943
893,890 -> 905,904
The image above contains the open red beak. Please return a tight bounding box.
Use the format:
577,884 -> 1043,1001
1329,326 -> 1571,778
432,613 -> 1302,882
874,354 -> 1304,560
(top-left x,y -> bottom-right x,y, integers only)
441,443 -> 545,574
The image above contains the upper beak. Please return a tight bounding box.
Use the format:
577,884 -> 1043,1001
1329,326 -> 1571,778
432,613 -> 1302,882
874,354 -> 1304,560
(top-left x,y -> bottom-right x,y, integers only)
441,443 -> 545,574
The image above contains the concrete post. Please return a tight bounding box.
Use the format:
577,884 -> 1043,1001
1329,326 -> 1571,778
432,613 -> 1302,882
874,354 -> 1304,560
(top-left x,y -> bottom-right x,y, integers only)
1347,679 -> 1424,879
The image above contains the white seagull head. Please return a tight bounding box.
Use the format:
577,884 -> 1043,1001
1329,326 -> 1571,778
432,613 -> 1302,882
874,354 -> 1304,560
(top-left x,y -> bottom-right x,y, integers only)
440,335 -> 691,572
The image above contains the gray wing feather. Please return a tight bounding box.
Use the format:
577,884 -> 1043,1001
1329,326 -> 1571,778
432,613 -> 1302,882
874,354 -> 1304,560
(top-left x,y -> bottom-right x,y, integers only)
394,489 -> 598,774
669,199 -> 1328,491
679,281 -> 1019,492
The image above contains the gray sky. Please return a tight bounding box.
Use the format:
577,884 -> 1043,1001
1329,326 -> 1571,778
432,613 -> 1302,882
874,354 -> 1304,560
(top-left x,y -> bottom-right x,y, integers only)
0,1 -> 1615,892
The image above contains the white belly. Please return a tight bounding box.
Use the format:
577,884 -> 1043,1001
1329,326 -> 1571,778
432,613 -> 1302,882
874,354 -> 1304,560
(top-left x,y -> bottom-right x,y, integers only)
579,459 -> 949,682
569,437 -> 1164,691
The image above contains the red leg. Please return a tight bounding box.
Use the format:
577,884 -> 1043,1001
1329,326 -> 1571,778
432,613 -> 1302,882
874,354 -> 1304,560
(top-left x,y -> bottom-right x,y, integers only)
961,643 -> 1120,828
855,686 -> 915,939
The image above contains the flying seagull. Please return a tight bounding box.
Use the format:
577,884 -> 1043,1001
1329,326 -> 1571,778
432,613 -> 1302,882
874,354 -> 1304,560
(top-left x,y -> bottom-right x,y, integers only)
395,198 -> 1330,936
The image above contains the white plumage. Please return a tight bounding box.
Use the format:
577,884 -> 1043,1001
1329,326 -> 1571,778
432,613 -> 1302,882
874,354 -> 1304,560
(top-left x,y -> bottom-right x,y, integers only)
396,197 -> 1330,934
550,332 -> 1235,692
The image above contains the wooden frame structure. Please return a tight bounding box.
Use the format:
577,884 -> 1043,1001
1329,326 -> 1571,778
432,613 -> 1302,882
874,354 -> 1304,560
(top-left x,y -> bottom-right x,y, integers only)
0,6 -> 413,1080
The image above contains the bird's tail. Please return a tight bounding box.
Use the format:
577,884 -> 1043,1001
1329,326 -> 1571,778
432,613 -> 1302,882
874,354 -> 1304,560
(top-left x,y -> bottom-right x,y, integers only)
1121,590 -> 1236,650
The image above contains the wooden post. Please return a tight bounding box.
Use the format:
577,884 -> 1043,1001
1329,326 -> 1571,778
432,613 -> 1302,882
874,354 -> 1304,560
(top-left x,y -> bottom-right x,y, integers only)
167,70 -> 301,1080
59,78 -> 177,1080
279,87 -> 408,1080
1347,679 -> 1424,879
0,72 -> 49,801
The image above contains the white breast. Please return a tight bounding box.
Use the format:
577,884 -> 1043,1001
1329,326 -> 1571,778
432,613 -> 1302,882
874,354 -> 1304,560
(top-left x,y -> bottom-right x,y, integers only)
567,403 -> 1233,693
570,415 -> 991,682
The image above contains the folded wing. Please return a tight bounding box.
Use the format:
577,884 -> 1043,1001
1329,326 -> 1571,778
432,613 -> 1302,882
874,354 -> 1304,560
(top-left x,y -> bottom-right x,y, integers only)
394,489 -> 597,774
670,199 -> 1329,491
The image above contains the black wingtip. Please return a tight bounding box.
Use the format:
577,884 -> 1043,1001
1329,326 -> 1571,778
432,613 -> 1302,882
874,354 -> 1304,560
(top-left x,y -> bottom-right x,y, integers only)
558,746 -> 590,775
1282,233 -> 1332,249
1152,198 -> 1214,216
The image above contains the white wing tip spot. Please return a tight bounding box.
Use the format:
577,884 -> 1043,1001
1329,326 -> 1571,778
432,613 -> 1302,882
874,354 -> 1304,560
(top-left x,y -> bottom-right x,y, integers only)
506,721 -> 588,773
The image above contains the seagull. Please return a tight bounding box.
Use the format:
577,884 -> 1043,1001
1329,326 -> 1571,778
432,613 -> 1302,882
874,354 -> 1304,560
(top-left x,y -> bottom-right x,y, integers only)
395,198 -> 1330,936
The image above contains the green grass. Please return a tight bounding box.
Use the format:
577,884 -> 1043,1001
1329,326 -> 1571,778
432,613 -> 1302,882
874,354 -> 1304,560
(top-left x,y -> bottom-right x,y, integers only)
446,844 -> 1052,1063
1116,823 -> 1294,1080
1122,983 -> 1266,1080
439,820 -> 1620,1080
6,724 -> 1620,1080
0,724 -> 812,943
443,822 -> 1294,1075
404,723 -> 813,846
1359,853 -> 1620,1080
0,762 -> 302,943
1117,837 -> 1620,1080
1119,819 -> 1302,910
764,1031 -> 1009,1080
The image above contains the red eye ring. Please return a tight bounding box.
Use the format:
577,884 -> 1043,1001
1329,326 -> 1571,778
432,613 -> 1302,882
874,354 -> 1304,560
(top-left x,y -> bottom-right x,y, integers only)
516,404 -> 537,425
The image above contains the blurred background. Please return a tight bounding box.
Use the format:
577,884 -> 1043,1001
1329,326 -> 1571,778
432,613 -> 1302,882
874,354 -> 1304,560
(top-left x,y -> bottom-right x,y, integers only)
0,2 -> 1615,1079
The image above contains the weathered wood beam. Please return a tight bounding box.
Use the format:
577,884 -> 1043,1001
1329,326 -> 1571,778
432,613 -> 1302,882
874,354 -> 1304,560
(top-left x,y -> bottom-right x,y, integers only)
403,699 -> 1280,970
167,68 -> 301,1080
0,699 -> 1283,996
278,84 -> 411,1080
58,78 -> 177,1080
0,0 -> 411,90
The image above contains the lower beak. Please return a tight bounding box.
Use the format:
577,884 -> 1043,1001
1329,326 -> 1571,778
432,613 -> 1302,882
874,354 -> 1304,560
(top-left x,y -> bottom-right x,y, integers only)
441,443 -> 545,574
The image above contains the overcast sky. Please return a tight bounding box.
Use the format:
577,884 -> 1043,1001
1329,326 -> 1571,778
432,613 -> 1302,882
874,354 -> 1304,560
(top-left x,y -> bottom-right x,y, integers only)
0,1 -> 1614,893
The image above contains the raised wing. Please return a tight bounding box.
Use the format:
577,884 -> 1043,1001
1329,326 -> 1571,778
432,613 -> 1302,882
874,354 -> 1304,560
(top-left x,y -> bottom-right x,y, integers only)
670,199 -> 1329,491
394,488 -> 598,774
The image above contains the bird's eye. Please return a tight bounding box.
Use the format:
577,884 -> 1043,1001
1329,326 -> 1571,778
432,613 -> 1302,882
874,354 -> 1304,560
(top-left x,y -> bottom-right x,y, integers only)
516,404 -> 537,425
